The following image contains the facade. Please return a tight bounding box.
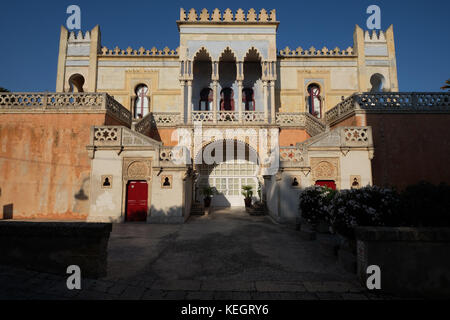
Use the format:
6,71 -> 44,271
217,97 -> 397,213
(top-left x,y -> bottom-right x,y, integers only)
1,8 -> 448,224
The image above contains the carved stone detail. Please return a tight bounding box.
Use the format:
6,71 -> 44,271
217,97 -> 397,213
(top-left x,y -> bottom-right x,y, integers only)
123,158 -> 152,182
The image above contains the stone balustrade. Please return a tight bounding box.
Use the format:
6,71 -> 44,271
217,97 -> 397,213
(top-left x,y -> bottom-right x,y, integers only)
91,125 -> 159,148
279,46 -> 354,57
100,46 -> 179,57
325,92 -> 450,124
0,92 -> 131,125
179,8 -> 277,23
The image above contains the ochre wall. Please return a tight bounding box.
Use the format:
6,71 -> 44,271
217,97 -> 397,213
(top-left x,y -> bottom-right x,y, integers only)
0,113 -> 114,220
279,129 -> 310,147
333,113 -> 450,189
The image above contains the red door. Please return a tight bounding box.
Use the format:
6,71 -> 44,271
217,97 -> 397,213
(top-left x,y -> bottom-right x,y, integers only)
126,181 -> 148,222
315,180 -> 337,190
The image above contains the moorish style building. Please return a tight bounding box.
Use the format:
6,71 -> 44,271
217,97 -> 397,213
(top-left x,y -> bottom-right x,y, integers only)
1,8 -> 448,223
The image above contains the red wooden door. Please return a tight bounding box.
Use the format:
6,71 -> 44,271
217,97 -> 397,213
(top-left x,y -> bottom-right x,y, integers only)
315,180 -> 337,190
126,181 -> 148,222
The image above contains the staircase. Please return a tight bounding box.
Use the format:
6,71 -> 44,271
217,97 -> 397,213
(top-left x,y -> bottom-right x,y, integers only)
246,201 -> 266,216
190,202 -> 205,216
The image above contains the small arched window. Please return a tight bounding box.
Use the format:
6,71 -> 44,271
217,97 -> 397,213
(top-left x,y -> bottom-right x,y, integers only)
68,74 -> 85,92
199,88 -> 213,111
370,73 -> 385,92
242,88 -> 255,111
134,84 -> 149,119
220,88 -> 235,111
307,84 -> 322,119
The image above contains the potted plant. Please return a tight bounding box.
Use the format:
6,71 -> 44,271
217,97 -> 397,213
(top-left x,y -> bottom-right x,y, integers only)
201,186 -> 216,208
242,185 -> 253,208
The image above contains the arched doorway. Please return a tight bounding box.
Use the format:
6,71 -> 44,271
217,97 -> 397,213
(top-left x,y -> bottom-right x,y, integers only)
195,140 -> 260,207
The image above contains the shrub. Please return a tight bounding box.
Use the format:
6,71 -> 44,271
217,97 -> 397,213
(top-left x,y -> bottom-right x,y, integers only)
329,186 -> 401,239
299,186 -> 336,226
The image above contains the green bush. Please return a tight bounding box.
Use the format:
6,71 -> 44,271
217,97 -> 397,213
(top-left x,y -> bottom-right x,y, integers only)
329,186 -> 400,239
299,186 -> 336,226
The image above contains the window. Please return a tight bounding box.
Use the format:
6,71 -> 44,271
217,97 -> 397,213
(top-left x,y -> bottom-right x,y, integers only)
220,88 -> 235,111
242,88 -> 255,111
134,84 -> 149,119
199,88 -> 213,111
370,73 -> 385,92
68,74 -> 85,92
307,84 -> 322,119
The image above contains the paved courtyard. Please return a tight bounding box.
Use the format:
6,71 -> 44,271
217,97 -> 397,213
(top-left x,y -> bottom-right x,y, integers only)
0,208 -> 390,300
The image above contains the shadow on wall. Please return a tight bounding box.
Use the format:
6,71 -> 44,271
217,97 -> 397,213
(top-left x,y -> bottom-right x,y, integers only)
73,177 -> 90,214
3,204 -> 13,219
150,205 -> 182,217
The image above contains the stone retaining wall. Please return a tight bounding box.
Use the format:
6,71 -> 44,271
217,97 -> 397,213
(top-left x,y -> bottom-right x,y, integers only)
0,221 -> 112,278
356,226 -> 450,298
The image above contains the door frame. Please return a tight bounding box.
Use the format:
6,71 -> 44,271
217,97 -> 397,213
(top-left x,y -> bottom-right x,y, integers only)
125,180 -> 149,222
121,158 -> 153,223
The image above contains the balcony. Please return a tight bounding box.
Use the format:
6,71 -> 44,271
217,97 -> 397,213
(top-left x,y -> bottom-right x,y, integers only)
134,111 -> 326,137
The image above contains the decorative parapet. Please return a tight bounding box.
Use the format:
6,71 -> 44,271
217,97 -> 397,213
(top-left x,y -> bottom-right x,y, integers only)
276,112 -> 326,136
281,126 -> 373,165
90,126 -> 160,150
278,46 -> 354,57
0,92 -> 131,126
178,8 -> 278,23
340,127 -> 373,148
68,30 -> 91,42
364,30 -> 386,42
134,112 -> 182,135
325,92 -> 450,124
100,46 -> 179,57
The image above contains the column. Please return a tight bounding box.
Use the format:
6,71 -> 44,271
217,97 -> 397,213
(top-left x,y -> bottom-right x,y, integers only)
187,80 -> 192,123
180,80 -> 186,123
263,81 -> 268,122
238,80 -> 243,123
130,96 -> 136,119
212,80 -> 218,123
270,81 -> 275,123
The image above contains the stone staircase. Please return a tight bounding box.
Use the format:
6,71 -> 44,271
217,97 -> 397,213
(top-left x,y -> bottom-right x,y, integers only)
246,201 -> 266,216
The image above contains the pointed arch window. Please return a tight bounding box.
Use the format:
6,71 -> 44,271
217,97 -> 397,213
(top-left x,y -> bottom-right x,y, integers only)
220,88 -> 235,111
199,88 -> 213,111
134,84 -> 149,119
242,88 -> 255,111
307,84 -> 322,119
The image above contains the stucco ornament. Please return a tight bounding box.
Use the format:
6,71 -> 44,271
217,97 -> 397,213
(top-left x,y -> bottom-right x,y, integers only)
314,161 -> 335,179
127,161 -> 148,178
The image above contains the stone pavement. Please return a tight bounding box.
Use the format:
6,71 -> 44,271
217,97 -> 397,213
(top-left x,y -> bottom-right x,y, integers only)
0,208 -> 394,300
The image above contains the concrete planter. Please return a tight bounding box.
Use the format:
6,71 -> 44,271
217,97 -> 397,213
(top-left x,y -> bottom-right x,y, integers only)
355,226 -> 450,298
0,221 -> 112,278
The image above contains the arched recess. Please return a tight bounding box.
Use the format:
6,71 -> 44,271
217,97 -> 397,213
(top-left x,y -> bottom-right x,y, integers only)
219,48 -> 237,111
370,73 -> 385,92
133,84 -> 150,119
194,139 -> 260,207
306,82 -> 323,119
193,47 -> 213,110
243,48 -> 262,111
68,74 -> 85,92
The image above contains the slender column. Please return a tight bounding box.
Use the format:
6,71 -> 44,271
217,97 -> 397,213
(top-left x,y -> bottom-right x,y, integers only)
212,80 -> 218,123
180,80 -> 186,123
187,80 -> 192,123
263,81 -> 268,122
237,80 -> 243,123
270,81 -> 276,123
130,96 -> 136,119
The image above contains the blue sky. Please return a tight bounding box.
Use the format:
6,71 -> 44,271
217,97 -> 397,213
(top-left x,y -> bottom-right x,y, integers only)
0,0 -> 449,92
